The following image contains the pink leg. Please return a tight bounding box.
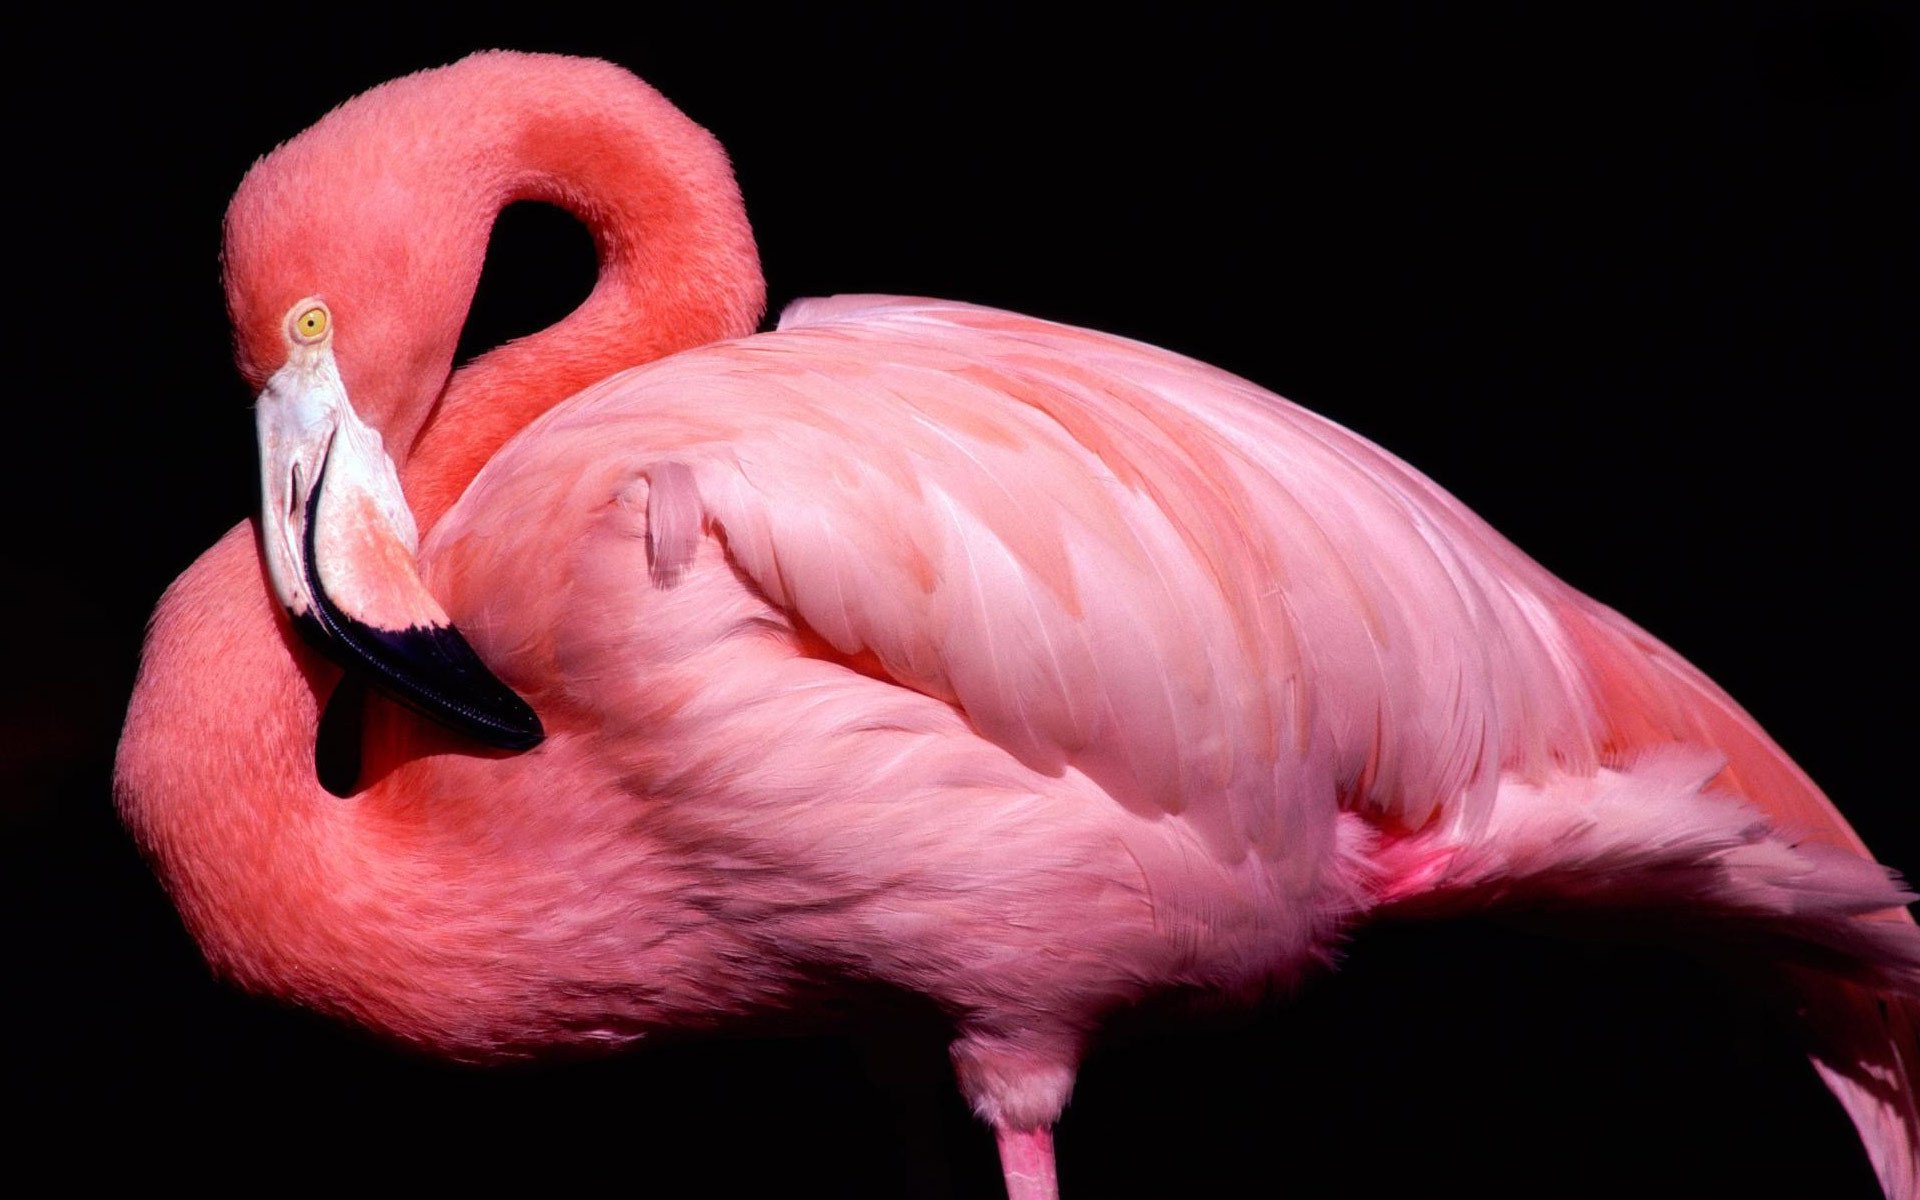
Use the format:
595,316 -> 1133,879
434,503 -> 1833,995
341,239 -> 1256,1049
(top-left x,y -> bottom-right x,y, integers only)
995,1125 -> 1059,1200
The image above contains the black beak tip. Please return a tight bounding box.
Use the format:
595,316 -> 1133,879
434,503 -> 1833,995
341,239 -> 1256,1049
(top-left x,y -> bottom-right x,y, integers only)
347,620 -> 548,754
487,702 -> 546,753
291,457 -> 546,755
291,603 -> 548,755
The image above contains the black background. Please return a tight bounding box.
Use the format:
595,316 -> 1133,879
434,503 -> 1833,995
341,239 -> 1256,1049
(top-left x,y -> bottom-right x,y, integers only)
7,6 -> 1914,1196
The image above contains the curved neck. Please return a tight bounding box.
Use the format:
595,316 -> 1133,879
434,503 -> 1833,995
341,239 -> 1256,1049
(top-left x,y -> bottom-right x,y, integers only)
115,527 -> 352,996
115,527 -> 723,1050
399,68 -> 766,526
223,52 -> 765,531
122,54 -> 764,1050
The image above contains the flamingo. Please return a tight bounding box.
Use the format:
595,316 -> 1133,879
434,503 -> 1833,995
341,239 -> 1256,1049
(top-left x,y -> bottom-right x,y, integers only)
113,52 -> 1919,1198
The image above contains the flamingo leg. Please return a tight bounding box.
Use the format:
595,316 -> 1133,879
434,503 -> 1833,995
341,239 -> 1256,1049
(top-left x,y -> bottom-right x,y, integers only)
995,1126 -> 1059,1200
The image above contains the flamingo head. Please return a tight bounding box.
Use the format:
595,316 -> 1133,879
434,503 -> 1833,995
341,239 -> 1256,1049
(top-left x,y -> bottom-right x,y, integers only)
248,291 -> 543,752
218,60 -> 552,754
218,51 -> 769,757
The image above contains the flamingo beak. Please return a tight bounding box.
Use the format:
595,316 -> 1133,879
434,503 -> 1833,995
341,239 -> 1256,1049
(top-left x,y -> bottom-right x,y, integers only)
255,300 -> 544,752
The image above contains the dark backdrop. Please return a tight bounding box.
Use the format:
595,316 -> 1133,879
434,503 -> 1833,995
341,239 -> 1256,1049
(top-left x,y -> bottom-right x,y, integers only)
8,6 -> 1913,1196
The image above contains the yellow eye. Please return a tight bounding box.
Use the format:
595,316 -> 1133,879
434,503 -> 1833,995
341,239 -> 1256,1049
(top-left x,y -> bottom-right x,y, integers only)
287,300 -> 331,345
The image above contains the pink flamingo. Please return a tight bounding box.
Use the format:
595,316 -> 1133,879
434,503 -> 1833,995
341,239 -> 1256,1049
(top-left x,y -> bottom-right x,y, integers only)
115,52 -> 1918,1198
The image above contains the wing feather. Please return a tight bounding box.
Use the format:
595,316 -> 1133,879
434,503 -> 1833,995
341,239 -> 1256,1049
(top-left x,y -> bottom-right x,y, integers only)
455,295 -> 1839,869
453,296 -> 1632,864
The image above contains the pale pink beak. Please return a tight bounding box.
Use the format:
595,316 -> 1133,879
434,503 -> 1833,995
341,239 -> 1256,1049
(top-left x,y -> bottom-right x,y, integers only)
255,299 -> 543,752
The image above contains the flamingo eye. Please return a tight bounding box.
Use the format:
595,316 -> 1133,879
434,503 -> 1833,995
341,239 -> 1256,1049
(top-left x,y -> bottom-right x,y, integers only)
289,302 -> 331,344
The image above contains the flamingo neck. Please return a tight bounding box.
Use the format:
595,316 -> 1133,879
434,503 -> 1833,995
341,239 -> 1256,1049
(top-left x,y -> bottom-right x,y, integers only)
115,528 -> 354,999
119,53 -> 767,1045
396,60 -> 766,528
114,527 -> 734,1052
221,52 -> 764,532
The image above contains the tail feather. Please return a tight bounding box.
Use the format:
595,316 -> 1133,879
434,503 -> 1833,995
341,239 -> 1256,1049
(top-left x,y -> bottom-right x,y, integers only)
1803,984 -> 1920,1200
1367,747 -> 1920,1196
1555,598 -> 1918,1196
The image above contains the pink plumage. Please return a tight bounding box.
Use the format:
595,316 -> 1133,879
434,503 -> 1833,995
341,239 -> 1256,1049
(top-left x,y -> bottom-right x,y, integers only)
114,52 -> 1919,1199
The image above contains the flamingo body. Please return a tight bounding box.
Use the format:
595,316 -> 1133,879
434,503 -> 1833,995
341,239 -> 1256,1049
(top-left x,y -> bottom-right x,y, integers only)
116,53 -> 1920,1197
